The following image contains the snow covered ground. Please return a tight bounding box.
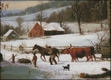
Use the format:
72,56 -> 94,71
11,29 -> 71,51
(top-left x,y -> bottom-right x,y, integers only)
1,31 -> 109,47
1,48 -> 110,79
1,31 -> 110,79
1,3 -> 110,79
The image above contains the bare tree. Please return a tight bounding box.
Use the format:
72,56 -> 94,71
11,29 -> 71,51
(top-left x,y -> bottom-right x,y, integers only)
35,2 -> 47,36
87,27 -> 109,52
57,10 -> 65,28
16,16 -> 24,35
107,0 -> 111,46
94,0 -> 104,21
49,12 -> 57,22
63,25 -> 72,34
71,0 -> 85,34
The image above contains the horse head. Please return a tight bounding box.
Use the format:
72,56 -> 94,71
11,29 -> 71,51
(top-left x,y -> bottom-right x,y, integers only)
62,48 -> 70,54
32,44 -> 37,50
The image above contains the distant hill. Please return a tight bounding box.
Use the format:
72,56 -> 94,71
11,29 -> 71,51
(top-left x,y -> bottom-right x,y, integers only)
1,10 -> 23,16
1,1 -> 72,17
1,6 -> 71,21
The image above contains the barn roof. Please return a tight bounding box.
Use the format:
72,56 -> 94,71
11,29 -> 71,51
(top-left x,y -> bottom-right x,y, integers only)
27,22 -> 65,34
3,29 -> 19,37
43,22 -> 65,31
30,22 -> 64,31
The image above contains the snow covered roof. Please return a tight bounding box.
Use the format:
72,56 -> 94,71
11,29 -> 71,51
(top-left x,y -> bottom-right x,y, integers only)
3,29 -> 19,37
42,22 -> 65,31
28,22 -> 64,33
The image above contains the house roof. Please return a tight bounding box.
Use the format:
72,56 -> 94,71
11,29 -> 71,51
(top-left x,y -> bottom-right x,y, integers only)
28,22 -> 64,34
43,22 -> 65,31
3,29 -> 19,37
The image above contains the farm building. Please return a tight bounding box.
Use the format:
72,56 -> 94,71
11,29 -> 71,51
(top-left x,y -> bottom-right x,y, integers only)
3,29 -> 19,41
27,22 -> 65,37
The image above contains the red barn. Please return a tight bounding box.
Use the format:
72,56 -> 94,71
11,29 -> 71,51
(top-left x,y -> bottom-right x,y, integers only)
27,22 -> 64,37
28,23 -> 44,37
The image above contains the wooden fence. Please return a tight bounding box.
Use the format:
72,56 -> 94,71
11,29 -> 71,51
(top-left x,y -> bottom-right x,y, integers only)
1,44 -> 97,53
1,44 -> 110,57
1,44 -> 70,53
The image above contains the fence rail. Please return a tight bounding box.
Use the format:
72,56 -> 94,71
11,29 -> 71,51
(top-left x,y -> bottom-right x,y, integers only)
1,44 -> 111,57
1,44 -> 70,53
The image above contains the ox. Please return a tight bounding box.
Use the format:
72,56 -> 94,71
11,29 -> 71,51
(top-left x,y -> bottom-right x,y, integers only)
63,46 -> 96,62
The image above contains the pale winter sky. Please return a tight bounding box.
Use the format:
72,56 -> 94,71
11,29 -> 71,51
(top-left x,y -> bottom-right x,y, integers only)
1,1 -> 49,10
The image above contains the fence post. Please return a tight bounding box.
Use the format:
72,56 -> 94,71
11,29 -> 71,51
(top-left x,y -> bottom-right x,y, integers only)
96,44 -> 100,53
19,45 -> 24,53
10,45 -> 12,51
3,45 -> 6,49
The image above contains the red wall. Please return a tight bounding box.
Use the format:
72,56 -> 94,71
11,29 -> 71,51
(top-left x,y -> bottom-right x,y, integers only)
28,23 -> 44,37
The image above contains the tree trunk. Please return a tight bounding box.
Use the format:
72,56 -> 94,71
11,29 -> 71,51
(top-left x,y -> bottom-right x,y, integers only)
78,18 -> 82,34
107,0 -> 111,46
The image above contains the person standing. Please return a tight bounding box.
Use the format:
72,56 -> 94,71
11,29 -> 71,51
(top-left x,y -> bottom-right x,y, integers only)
32,52 -> 38,68
12,54 -> 15,63
9,54 -> 17,63
0,53 -> 3,62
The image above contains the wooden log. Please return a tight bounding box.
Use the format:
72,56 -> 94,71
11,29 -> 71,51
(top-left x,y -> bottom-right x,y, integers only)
80,68 -> 111,78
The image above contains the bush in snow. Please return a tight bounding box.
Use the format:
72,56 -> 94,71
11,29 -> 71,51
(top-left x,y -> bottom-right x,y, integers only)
18,58 -> 31,64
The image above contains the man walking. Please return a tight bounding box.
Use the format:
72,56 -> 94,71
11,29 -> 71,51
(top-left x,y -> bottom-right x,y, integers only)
32,52 -> 38,68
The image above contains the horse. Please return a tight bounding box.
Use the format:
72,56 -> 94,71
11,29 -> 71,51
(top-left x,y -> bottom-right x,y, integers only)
63,46 -> 96,62
32,44 -> 60,62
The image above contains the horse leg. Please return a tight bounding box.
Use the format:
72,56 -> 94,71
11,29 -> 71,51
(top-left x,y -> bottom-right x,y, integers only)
92,54 -> 96,61
73,57 -> 77,62
49,57 -> 53,65
89,54 -> 93,61
40,55 -> 46,62
71,58 -> 73,62
53,58 -> 57,64
91,55 -> 93,61
86,55 -> 89,62
75,58 -> 78,62
77,58 -> 79,62
55,54 -> 60,62
71,57 -> 74,62
43,55 -> 46,62
52,54 -> 57,64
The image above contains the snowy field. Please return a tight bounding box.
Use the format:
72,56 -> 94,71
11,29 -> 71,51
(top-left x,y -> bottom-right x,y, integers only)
1,31 -> 109,48
1,48 -> 110,79
1,31 -> 110,79
1,3 -> 110,79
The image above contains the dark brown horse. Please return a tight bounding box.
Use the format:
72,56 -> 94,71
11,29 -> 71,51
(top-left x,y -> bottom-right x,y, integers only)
63,46 -> 96,62
32,44 -> 60,62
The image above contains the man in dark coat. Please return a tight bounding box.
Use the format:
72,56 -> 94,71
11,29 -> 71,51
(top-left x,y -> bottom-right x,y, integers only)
32,52 -> 38,68
0,53 -> 3,62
